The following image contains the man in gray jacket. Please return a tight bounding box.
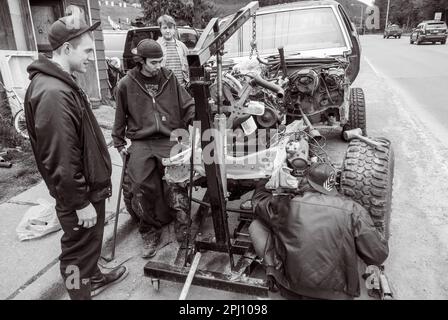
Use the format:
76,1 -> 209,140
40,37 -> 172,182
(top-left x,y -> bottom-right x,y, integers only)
249,163 -> 389,300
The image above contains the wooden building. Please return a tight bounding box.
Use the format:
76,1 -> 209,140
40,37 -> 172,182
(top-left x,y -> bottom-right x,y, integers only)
0,0 -> 109,109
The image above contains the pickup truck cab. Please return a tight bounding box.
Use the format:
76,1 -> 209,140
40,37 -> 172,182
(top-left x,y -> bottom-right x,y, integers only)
122,26 -> 202,72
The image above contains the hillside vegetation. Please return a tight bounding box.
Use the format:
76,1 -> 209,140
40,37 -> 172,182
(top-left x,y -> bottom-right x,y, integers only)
99,3 -> 143,29
99,0 -> 367,29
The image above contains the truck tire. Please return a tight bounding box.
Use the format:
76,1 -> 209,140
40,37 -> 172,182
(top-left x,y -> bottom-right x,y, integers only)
340,138 -> 394,239
122,167 -> 141,223
342,87 -> 367,138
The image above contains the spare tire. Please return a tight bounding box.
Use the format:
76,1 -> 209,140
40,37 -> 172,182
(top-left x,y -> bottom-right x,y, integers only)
340,138 -> 394,239
343,87 -> 367,138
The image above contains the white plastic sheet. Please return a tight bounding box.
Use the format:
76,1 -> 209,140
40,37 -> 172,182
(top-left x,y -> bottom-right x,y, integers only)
16,198 -> 61,241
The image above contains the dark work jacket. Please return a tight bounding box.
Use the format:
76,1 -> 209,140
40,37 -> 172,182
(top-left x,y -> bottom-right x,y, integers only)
112,66 -> 194,149
252,183 -> 389,300
25,54 -> 112,211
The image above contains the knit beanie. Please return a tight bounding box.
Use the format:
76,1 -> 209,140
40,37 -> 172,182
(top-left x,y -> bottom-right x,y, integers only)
131,39 -> 163,59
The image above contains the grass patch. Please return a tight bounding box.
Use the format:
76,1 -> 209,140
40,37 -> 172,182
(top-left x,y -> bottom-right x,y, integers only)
0,144 -> 41,204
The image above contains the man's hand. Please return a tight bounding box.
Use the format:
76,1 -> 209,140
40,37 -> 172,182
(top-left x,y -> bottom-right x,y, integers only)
76,203 -> 97,228
118,146 -> 128,159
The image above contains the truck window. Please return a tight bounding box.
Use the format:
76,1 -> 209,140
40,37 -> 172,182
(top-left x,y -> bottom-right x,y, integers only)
224,7 -> 346,57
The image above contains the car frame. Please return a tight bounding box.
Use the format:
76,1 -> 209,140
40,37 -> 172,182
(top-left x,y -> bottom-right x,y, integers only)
410,20 -> 447,45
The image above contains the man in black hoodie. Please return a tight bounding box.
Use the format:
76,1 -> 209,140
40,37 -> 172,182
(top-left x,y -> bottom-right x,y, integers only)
112,39 -> 194,258
25,15 -> 127,300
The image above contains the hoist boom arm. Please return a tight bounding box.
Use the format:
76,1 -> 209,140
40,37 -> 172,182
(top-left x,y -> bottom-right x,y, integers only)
187,1 -> 259,68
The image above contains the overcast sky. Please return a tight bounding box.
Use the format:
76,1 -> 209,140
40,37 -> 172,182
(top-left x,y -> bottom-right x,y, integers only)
358,0 -> 374,6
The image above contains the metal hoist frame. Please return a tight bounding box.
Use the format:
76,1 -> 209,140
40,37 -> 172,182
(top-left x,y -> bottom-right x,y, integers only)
143,1 -> 270,297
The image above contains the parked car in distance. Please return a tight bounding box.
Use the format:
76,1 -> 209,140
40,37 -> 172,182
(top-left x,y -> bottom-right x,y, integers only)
410,20 -> 447,45
383,24 -> 402,38
122,26 -> 202,72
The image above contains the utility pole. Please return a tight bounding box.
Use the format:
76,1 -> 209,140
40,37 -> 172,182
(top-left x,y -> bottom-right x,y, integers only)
360,6 -> 364,35
385,0 -> 391,29
351,3 -> 364,35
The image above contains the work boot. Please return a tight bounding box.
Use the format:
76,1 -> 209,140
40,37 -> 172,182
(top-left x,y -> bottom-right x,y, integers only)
66,282 -> 91,300
90,266 -> 128,298
141,231 -> 161,259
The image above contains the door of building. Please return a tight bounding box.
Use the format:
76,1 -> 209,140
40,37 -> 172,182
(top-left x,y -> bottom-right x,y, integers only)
30,0 -> 63,53
29,0 -> 100,100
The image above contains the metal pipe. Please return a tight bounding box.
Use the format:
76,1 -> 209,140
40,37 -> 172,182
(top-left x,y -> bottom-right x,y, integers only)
249,74 -> 284,98
102,154 -> 127,262
215,114 -> 228,198
191,197 -> 253,214
216,51 -> 223,114
184,122 -> 198,266
179,252 -> 202,300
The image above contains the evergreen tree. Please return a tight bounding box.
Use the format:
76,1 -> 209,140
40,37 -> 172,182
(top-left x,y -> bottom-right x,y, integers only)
140,0 -> 218,28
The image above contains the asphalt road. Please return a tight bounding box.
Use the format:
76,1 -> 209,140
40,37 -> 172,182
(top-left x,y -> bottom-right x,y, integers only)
63,34 -> 448,301
356,35 -> 448,299
361,34 -> 448,146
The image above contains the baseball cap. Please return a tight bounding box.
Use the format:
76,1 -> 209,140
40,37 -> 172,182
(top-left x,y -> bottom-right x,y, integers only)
307,163 -> 338,195
48,15 -> 100,50
131,39 -> 163,59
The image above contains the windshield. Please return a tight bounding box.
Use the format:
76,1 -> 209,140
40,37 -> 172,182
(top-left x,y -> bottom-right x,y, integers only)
131,30 -> 161,49
223,7 -> 347,58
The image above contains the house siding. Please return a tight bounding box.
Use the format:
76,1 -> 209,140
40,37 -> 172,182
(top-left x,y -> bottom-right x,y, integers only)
90,0 -> 109,101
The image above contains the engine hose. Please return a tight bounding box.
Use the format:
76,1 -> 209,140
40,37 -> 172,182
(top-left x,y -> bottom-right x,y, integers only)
249,74 -> 285,98
278,46 -> 288,78
256,56 -> 271,66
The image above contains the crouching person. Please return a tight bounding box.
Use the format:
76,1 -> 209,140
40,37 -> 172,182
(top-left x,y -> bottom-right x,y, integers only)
249,163 -> 389,300
112,39 -> 195,258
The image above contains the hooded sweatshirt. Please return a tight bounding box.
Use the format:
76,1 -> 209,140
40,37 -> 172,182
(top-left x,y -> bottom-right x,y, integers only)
112,66 -> 194,149
25,54 -> 112,211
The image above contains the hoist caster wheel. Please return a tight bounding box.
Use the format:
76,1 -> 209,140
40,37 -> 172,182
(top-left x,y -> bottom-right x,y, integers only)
151,278 -> 160,291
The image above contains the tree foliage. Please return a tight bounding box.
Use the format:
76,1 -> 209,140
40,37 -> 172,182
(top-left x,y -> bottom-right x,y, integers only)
140,0 -> 448,31
141,0 -> 218,28
374,0 -> 448,30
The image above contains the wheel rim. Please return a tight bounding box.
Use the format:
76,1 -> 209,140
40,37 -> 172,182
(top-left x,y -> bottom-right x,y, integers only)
14,110 -> 29,139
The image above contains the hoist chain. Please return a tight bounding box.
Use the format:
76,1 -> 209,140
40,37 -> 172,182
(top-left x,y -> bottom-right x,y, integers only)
249,13 -> 260,60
